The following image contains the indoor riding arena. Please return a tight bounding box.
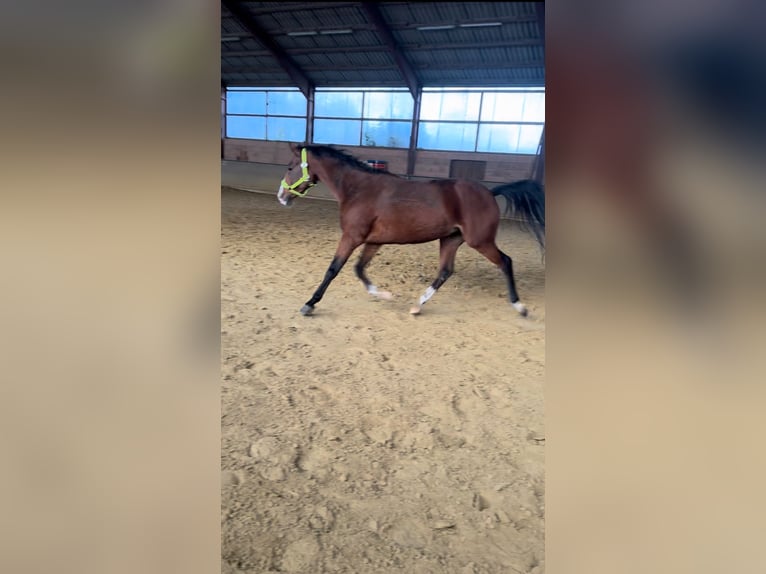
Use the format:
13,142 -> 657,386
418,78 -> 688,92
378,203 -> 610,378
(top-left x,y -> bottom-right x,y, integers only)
221,3 -> 545,573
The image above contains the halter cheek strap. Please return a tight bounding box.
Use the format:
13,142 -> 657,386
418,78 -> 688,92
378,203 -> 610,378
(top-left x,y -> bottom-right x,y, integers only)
280,148 -> 316,197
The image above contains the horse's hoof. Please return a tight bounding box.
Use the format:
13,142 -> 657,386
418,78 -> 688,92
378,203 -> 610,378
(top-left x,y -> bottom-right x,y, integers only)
409,305 -> 422,315
300,304 -> 314,316
512,301 -> 528,317
377,290 -> 393,301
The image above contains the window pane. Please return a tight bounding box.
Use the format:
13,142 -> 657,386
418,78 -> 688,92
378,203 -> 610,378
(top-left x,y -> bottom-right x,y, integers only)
517,124 -> 544,153
315,92 -> 363,118
267,91 -> 306,116
226,115 -> 266,139
420,92 -> 481,121
477,123 -> 543,154
417,122 -> 477,151
477,123 -> 520,153
480,93 -> 526,122
361,120 -> 411,148
226,91 -> 266,114
363,92 -> 413,120
266,117 -> 306,142
521,93 -> 545,122
314,119 -> 361,145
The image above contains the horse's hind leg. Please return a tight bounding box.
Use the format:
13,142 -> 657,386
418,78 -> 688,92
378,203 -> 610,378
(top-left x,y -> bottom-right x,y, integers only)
411,232 -> 464,315
473,242 -> 528,317
354,243 -> 392,301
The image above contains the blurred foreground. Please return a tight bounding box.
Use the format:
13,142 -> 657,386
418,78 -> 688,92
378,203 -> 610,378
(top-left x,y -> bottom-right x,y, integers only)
547,2 -> 766,573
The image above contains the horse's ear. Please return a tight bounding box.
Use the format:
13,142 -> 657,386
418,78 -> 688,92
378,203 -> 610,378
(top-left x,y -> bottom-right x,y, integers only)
289,142 -> 302,156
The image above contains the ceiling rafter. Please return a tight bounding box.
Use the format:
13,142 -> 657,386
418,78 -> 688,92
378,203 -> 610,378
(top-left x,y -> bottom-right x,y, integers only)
222,39 -> 541,58
222,60 -> 544,74
222,0 -> 314,97
390,15 -> 538,30
243,1 -> 362,15
360,2 -> 420,98
249,14 -> 539,36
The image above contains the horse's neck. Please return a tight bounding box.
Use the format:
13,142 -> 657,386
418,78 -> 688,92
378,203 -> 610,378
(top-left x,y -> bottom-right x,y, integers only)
317,161 -> 360,203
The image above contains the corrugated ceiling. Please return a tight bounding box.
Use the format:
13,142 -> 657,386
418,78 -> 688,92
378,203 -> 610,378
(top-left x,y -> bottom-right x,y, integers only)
221,1 -> 545,90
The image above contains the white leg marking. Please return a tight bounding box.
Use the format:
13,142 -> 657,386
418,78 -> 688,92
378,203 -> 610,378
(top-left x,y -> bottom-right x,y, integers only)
418,286 -> 436,306
512,301 -> 527,314
367,284 -> 393,301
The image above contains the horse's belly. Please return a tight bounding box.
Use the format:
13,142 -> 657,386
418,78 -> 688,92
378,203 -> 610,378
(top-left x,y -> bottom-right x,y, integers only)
366,216 -> 454,244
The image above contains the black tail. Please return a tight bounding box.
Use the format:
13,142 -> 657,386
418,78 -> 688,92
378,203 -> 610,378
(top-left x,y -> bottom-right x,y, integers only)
492,179 -> 546,252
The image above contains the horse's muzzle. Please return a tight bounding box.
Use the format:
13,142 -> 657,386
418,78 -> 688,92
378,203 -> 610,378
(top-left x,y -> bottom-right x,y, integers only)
277,186 -> 292,206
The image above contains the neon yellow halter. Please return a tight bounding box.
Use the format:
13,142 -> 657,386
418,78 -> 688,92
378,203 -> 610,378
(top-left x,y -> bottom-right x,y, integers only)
280,148 -> 316,197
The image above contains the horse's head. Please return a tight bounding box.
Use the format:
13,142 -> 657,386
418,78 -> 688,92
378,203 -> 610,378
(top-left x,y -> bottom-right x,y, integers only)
277,143 -> 318,206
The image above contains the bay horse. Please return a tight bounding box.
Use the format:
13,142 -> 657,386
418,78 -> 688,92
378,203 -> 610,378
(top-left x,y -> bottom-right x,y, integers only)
277,143 -> 545,317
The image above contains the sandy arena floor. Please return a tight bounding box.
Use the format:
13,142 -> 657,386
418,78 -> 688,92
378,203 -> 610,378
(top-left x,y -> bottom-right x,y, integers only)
221,187 -> 545,574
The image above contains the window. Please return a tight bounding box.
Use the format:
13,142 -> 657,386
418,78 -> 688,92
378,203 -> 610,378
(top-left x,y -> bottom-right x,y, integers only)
225,88 -> 307,142
315,92 -> 363,118
362,120 -> 413,148
418,88 -> 545,154
223,86 -> 544,154
420,92 -> 481,122
313,89 -> 413,148
313,119 -> 361,146
364,92 -> 416,120
418,122 -> 478,152
476,124 -> 544,154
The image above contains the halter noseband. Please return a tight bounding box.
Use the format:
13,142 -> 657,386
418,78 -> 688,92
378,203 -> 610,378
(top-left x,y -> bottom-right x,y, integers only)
280,148 -> 316,197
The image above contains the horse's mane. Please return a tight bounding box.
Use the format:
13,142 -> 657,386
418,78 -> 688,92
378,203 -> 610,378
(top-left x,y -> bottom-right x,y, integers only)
303,145 -> 384,174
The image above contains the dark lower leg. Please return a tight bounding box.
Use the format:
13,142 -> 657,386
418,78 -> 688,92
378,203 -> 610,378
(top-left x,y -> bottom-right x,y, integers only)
412,234 -> 462,312
415,265 -> 453,308
500,252 -> 521,304
474,242 -> 527,315
431,266 -> 453,291
302,236 -> 358,314
303,255 -> 348,312
354,243 -> 381,290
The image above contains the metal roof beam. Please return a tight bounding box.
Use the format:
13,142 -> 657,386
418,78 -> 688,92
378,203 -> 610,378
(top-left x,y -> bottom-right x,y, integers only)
244,2 -> 362,15
360,2 -> 420,98
257,15 -> 538,36
223,64 -> 397,74
222,79 -> 545,89
221,0 -> 314,98
223,60 -> 544,74
422,60 -> 544,70
222,39 -> 541,58
394,15 -> 537,30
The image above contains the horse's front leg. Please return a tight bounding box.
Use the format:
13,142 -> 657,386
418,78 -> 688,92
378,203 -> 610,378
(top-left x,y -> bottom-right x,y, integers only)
301,234 -> 360,316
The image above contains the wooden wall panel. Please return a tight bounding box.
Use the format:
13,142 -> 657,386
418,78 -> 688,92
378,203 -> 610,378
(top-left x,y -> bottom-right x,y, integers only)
223,139 -> 536,184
